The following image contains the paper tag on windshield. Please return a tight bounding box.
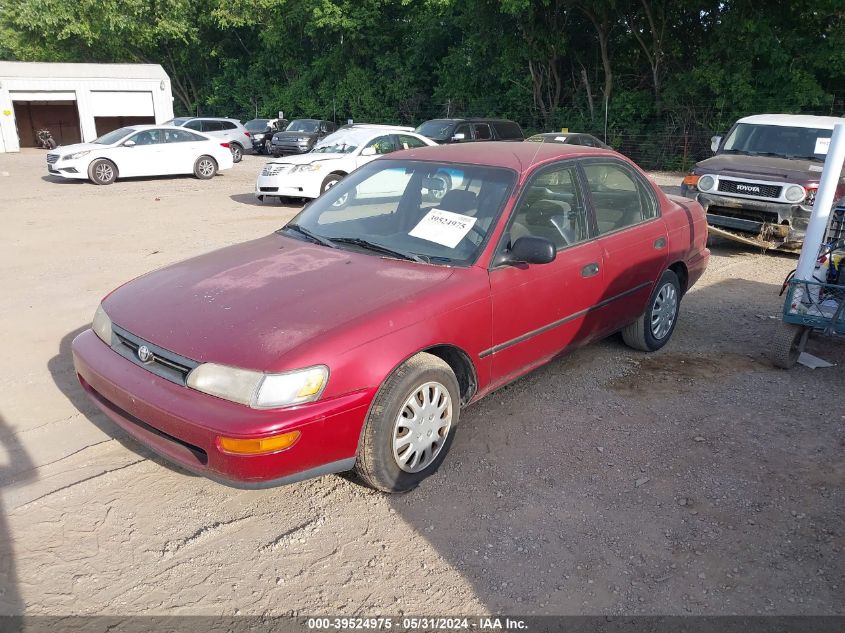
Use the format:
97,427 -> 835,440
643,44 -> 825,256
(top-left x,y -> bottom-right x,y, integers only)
814,137 -> 831,155
555,136 -> 568,142
409,209 -> 476,248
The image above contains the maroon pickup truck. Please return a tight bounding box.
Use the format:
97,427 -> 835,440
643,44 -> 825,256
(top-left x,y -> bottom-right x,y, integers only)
680,114 -> 845,251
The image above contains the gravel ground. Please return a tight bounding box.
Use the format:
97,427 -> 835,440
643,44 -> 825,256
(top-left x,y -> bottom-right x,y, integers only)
0,150 -> 842,616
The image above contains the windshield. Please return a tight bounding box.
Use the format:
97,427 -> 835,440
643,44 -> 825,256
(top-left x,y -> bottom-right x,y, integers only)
93,127 -> 136,145
245,119 -> 269,132
280,159 -> 516,266
312,128 -> 382,154
722,123 -> 833,160
416,120 -> 456,142
286,119 -> 320,133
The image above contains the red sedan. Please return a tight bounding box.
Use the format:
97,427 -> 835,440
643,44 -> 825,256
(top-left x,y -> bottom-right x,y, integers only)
72,142 -> 709,492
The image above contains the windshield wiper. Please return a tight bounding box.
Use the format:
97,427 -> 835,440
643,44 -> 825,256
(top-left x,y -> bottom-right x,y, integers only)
282,224 -> 337,248
331,237 -> 425,263
786,154 -> 824,162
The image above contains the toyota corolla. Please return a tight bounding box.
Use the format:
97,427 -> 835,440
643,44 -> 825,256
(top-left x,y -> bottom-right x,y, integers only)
72,142 -> 709,492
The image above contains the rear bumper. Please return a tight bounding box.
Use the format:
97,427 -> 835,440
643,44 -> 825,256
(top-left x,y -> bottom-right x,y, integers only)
71,329 -> 370,487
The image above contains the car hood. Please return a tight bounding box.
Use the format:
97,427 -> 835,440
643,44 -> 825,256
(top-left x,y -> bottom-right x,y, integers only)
103,234 -> 454,371
54,142 -> 107,155
267,153 -> 346,165
695,154 -> 827,183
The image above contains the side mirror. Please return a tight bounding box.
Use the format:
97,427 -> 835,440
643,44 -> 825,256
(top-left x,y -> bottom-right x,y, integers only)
495,236 -> 556,267
452,133 -> 466,141
360,146 -> 377,156
123,140 -> 136,147
710,135 -> 722,153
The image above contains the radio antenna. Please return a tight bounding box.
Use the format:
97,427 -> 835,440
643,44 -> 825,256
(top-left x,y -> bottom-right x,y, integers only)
527,134 -> 545,171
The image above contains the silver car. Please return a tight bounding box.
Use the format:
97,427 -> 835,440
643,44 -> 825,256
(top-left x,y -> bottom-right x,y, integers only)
166,117 -> 254,163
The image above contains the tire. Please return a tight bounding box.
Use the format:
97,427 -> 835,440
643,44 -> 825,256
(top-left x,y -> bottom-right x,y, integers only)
355,353 -> 460,493
87,159 -> 117,185
426,172 -> 452,202
622,269 -> 681,352
264,140 -> 272,154
321,173 -> 353,208
47,138 -> 57,149
193,155 -> 217,180
771,323 -> 809,369
230,143 -> 243,163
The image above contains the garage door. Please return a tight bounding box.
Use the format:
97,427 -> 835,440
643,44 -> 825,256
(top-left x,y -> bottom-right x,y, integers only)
90,91 -> 154,117
12,101 -> 81,147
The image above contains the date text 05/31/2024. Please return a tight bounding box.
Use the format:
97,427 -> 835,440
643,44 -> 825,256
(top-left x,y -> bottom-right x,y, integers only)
306,617 -> 528,631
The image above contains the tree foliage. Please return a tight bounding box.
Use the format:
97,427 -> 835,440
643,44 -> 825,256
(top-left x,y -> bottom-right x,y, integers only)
1,0 -> 843,168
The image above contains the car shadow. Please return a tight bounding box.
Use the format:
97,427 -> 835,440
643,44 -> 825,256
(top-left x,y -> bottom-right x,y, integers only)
229,193 -> 264,207
41,175 -> 84,185
0,413 -> 37,615
48,325 -> 199,479
385,275 -> 845,614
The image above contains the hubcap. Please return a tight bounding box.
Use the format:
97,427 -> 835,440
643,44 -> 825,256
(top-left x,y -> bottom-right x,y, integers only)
392,381 -> 452,473
96,163 -> 113,181
199,160 -> 214,177
650,282 -> 678,340
232,146 -> 241,160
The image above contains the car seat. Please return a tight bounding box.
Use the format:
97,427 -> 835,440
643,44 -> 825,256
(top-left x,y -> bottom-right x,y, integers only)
438,189 -> 478,215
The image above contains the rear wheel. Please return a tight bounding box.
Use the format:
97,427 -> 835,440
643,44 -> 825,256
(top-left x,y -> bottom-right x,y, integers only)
622,270 -> 681,352
193,155 -> 217,179
88,159 -> 117,185
264,140 -> 272,154
230,143 -> 243,163
354,353 -> 460,492
771,323 -> 809,369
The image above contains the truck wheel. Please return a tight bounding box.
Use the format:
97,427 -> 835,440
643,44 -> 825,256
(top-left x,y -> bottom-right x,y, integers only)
88,159 -> 117,185
622,270 -> 681,352
771,323 -> 809,369
354,353 -> 460,493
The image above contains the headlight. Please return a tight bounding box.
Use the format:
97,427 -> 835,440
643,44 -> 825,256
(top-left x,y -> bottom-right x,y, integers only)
784,184 -> 805,203
63,150 -> 91,161
186,363 -> 328,409
698,175 -> 715,192
292,163 -> 321,173
92,304 -> 113,345
254,134 -> 265,140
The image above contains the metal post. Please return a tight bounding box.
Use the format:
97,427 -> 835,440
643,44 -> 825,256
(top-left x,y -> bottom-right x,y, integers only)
795,122 -> 845,281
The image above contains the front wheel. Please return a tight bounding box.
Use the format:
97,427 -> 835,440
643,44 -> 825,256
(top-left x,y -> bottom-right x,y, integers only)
354,353 -> 460,492
88,159 -> 117,185
622,269 -> 681,352
230,143 -> 243,163
47,138 -> 57,149
264,140 -> 272,154
193,155 -> 218,179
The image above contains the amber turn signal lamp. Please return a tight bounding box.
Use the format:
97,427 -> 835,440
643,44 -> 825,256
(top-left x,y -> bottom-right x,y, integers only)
217,430 -> 301,455
682,174 -> 700,187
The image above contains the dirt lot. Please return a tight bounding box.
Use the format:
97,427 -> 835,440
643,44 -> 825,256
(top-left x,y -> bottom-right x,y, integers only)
0,149 -> 842,616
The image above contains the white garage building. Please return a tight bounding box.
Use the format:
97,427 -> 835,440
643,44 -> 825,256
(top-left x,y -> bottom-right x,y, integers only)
0,61 -> 174,153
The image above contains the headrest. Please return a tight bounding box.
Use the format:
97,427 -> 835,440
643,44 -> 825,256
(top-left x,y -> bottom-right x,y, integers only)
439,189 -> 478,214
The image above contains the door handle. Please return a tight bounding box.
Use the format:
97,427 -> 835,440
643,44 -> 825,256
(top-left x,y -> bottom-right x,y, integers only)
581,262 -> 600,278
654,237 -> 667,250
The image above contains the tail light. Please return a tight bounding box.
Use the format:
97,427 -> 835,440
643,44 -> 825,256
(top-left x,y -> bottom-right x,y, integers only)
220,142 -> 230,148
244,131 -> 251,137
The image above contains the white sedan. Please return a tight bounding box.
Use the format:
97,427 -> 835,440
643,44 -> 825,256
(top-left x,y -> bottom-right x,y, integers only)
46,125 -> 234,185
255,126 -> 436,203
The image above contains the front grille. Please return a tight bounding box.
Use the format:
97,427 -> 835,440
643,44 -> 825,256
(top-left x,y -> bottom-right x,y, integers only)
111,324 -> 199,386
47,154 -> 59,164
259,187 -> 279,192
261,164 -> 291,177
717,179 -> 782,198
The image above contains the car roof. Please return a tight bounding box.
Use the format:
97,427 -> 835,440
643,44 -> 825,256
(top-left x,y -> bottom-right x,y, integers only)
420,118 -> 519,124
388,141 -> 615,174
737,114 -> 845,129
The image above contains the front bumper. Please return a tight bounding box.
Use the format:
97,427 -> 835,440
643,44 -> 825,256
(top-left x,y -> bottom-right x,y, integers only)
46,158 -> 88,179
71,329 -> 370,487
682,189 -> 810,250
255,171 -> 323,199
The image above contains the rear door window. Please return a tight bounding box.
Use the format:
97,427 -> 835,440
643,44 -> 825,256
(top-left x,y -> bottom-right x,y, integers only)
202,120 -> 225,132
473,123 -> 493,141
582,162 -> 658,235
183,120 -> 203,131
166,129 -> 204,143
